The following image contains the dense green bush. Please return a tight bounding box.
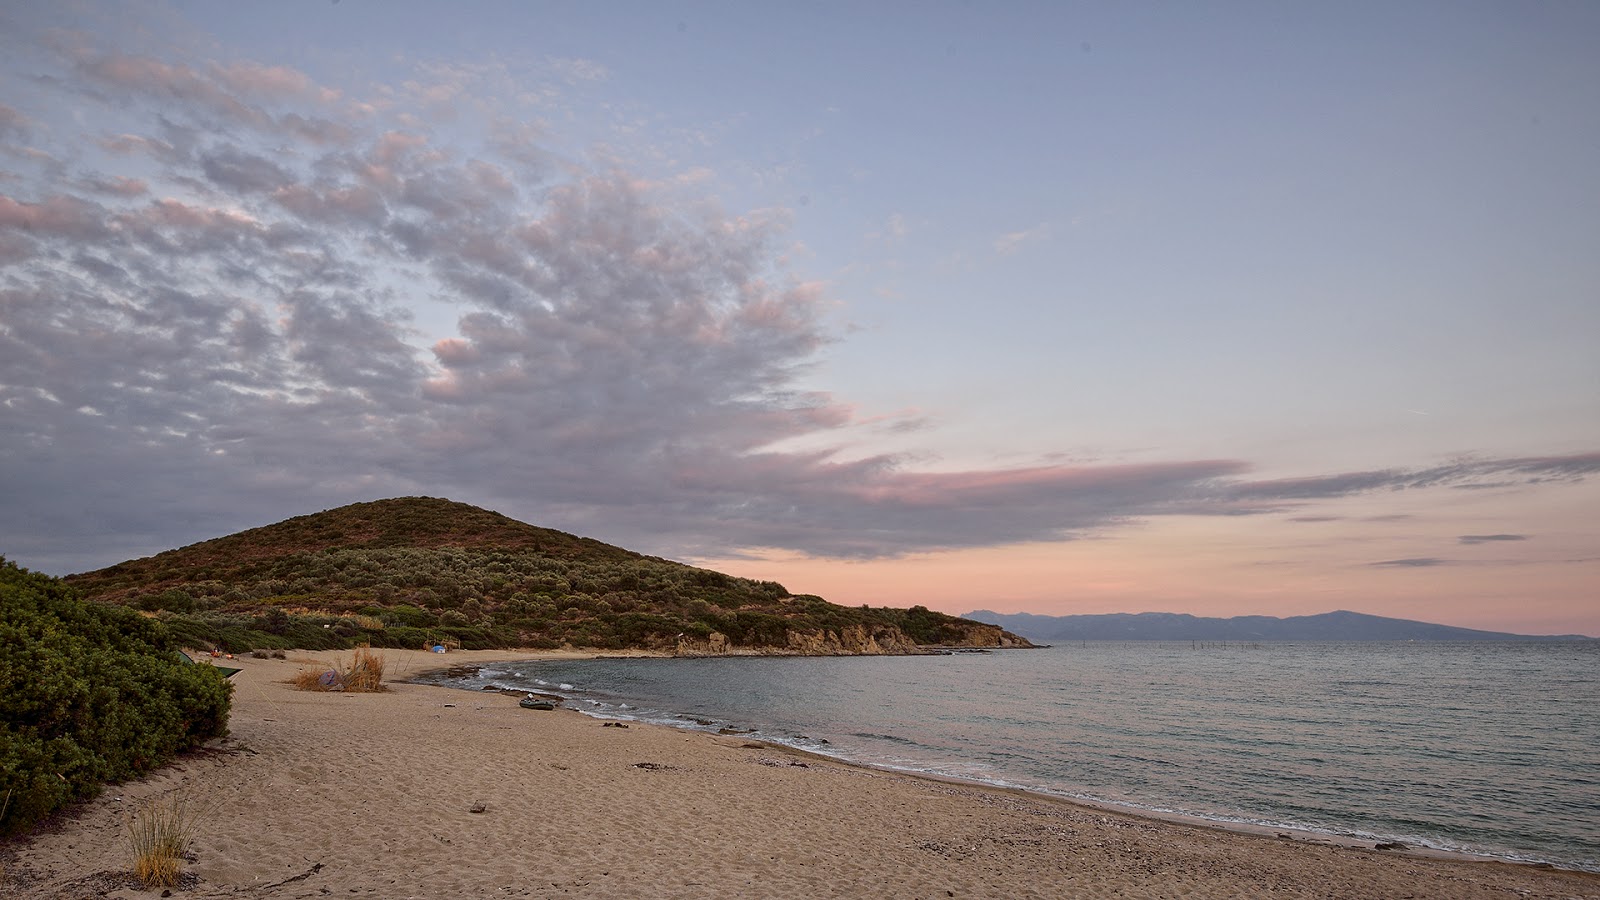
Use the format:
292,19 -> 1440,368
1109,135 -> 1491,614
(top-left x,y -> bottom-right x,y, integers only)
0,558 -> 233,837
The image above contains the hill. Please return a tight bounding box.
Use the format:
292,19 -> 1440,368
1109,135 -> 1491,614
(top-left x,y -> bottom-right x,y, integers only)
66,497 -> 1030,655
962,609 -> 1594,642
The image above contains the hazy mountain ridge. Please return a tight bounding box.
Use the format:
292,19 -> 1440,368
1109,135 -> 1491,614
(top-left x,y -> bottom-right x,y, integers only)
64,497 -> 1031,654
962,609 -> 1594,642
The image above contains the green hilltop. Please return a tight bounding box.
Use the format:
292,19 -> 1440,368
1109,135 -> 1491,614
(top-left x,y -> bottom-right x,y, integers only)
66,497 -> 1030,655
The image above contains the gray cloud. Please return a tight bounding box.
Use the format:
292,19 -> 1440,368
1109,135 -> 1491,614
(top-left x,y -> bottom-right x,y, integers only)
200,146 -> 295,194
1370,558 -> 1452,568
1458,534 -> 1528,545
77,175 -> 149,197
1217,454 -> 1600,510
2,33 -> 1598,575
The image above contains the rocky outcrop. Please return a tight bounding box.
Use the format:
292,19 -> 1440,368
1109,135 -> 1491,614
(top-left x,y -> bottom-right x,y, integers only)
673,622 -> 1032,657
784,624 -> 924,655
673,625 -> 915,657
937,621 -> 1032,649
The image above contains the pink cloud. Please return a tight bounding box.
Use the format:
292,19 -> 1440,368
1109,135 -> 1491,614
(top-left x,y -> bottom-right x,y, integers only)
208,60 -> 339,105
850,460 -> 1246,507
272,183 -> 388,226
76,52 -> 267,128
0,194 -> 109,240
431,338 -> 480,366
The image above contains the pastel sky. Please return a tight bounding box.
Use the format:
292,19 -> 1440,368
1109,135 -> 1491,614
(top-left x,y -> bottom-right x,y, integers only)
2,2 -> 1596,635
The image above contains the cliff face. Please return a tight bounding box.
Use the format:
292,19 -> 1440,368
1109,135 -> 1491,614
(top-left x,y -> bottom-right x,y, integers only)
673,624 -> 917,656
785,624 -> 924,655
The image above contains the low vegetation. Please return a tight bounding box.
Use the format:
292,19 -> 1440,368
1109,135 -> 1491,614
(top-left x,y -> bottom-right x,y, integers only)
0,558 -> 233,838
291,646 -> 385,692
66,498 -> 1026,654
127,793 -> 193,889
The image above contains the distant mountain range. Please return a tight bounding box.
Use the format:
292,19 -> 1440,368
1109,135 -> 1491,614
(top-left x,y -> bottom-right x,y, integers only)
962,609 -> 1594,642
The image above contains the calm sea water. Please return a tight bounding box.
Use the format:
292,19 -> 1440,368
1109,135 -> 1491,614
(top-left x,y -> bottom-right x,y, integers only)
428,642 -> 1600,871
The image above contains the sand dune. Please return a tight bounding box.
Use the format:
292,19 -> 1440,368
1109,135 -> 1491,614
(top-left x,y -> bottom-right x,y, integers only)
3,649 -> 1595,899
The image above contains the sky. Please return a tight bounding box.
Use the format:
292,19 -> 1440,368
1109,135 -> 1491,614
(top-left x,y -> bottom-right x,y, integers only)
2,1 -> 1597,635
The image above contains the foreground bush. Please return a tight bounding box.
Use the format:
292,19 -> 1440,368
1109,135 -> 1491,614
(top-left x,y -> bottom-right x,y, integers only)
0,558 -> 233,837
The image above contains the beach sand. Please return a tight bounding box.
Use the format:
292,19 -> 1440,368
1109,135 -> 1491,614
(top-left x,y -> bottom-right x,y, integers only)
3,648 -> 1596,899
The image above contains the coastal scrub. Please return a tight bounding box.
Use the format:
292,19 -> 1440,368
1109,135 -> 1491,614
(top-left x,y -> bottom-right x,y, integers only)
0,558 -> 232,837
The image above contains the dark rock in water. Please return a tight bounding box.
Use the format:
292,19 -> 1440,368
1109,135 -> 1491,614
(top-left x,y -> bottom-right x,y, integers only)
718,727 -> 752,735
1374,841 -> 1408,851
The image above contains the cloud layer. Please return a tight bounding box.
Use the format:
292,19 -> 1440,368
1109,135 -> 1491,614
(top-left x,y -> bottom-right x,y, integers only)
2,30 -> 1597,573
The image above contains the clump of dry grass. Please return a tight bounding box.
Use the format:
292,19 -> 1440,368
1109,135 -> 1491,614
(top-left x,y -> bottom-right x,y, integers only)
290,666 -> 334,690
127,793 -> 192,889
344,645 -> 385,691
290,646 -> 386,692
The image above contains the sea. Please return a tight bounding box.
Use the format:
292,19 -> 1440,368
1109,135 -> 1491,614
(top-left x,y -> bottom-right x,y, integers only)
424,641 -> 1600,872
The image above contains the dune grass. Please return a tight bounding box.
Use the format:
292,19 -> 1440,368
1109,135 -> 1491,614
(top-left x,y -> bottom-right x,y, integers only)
127,793 -> 192,889
290,645 -> 386,692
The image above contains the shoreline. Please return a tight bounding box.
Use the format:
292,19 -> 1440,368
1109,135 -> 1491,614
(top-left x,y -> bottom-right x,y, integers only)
3,648 -> 1596,899
411,651 -> 1592,876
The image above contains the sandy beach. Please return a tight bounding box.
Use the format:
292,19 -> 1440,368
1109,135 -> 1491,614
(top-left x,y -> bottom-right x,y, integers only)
3,649 -> 1596,899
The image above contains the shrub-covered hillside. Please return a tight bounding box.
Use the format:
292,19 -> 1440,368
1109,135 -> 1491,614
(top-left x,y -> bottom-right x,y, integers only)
0,558 -> 233,837
66,497 -> 1030,654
